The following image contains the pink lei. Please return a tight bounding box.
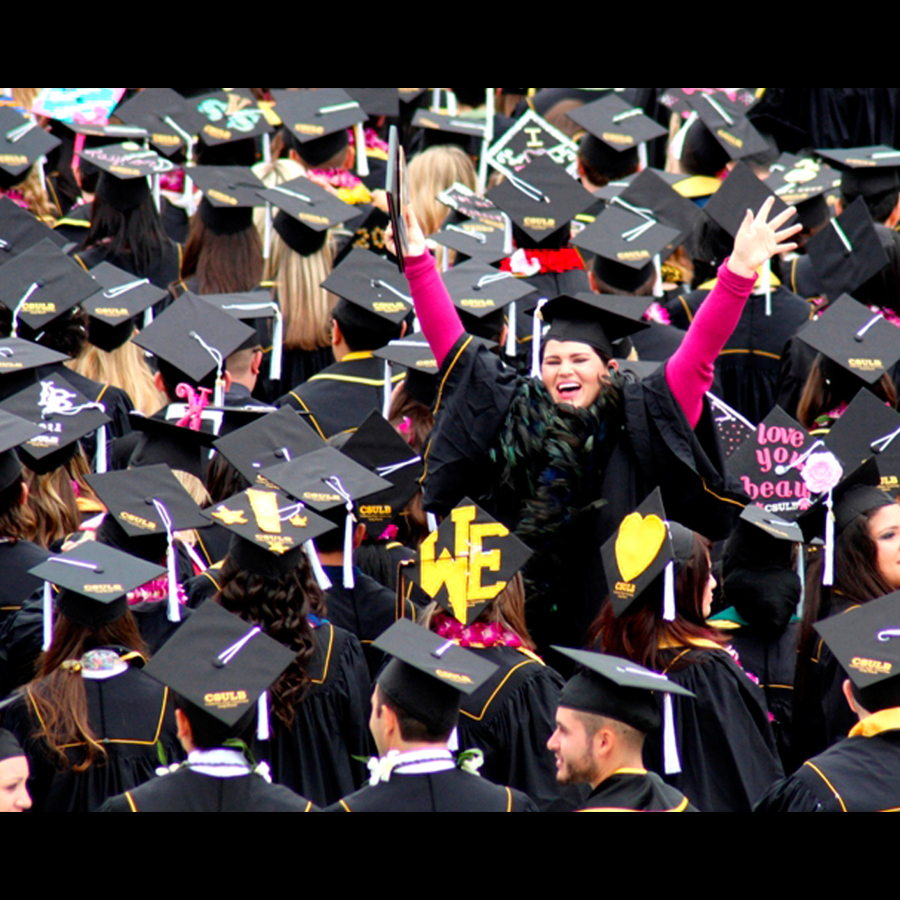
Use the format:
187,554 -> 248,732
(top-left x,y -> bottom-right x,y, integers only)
129,577 -> 188,608
433,611 -> 523,650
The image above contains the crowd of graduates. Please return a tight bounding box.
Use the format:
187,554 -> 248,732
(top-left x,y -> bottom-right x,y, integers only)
1,87 -> 900,813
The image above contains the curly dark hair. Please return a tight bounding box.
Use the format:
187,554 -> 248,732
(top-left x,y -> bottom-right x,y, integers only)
215,552 -> 327,728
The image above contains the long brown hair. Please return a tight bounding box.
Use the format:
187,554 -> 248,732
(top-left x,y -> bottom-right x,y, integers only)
589,533 -> 727,673
215,553 -> 326,727
0,474 -> 36,542
180,215 -> 264,295
797,359 -> 898,431
26,612 -> 148,772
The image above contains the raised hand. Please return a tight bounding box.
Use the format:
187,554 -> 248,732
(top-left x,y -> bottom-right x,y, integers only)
384,205 -> 428,260
727,197 -> 802,279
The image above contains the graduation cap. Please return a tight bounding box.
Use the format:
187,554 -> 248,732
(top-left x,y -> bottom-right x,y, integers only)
67,122 -> 150,141
538,292 -> 651,359
188,165 -> 268,236
0,408 -> 43,491
0,239 -> 99,336
0,373 -> 111,474
340,412 -> 424,540
437,183 -> 505,225
768,153 -> 840,230
0,197 -> 67,263
600,489 -> 697,620
432,217 -> 511,265
81,262 -> 168,352
31,87 -> 126,127
113,88 -> 194,157
817,146 -> 900,198
132,292 -> 257,399
374,619 -> 499,735
737,504 -> 805,544
412,108 -> 488,139
703,161 -> 792,239
405,497 -> 532,626
795,293 -> 900,387
274,88 -> 366,168
399,89 -> 427,105
805,197 -> 890,302
77,142 -> 175,180
344,89 -> 401,119
127,411 -> 219,481
213,405 -> 325,488
487,154 -> 596,245
486,109 -> 580,180
816,591 -> 900,712
373,336 -> 440,408
186,90 -> 274,146
144,600 -> 298,744
30,541 -> 165,632
197,289 -> 276,370
682,92 -> 771,162
617,168 -> 704,246
0,108 -> 61,186
0,336 -> 69,379
0,729 -> 24,763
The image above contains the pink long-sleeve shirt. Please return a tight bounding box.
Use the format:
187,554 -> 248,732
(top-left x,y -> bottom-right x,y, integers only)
404,252 -> 756,429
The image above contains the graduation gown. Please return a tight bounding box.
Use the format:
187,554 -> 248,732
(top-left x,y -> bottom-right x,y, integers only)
277,352 -> 405,439
0,539 -> 49,635
578,770 -> 697,813
645,644 -> 784,813
448,644 -> 578,812
2,659 -> 182,813
255,622 -> 373,809
755,712 -> 900,813
72,239 -> 183,294
98,766 -> 319,813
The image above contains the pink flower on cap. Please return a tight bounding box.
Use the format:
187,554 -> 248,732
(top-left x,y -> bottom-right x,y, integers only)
802,452 -> 844,496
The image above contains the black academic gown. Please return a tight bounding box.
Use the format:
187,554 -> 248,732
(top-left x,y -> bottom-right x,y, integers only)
755,719 -> 900,813
0,540 -> 49,636
53,202 -> 93,246
277,353 -> 403,439
453,644 -> 581,813
255,622 -> 373,809
2,659 -> 182,814
98,766 -> 319,813
73,240 -> 183,294
578,770 -> 697,813
328,766 -> 538,813
644,645 -> 784,814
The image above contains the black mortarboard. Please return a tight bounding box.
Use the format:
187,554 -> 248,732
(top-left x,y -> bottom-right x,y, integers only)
340,412 -> 424,540
555,648 -> 695,733
197,290 -> 276,349
323,248 -> 415,331
374,619 -> 499,734
0,336 -> 69,378
205,486 -> 335,577
87,465 -> 207,539
0,374 -> 110,474
442,260 -> 537,337
0,197 -> 67,263
805,197 -> 890,302
432,217 -> 511,265
437,184 -> 504,224
703,161 -> 791,239
0,408 -> 42,491
113,88 -> 193,157
0,108 -> 61,186
768,153 -> 841,207
569,94 -> 667,155
411,109 -> 488,140
30,542 -> 165,630
132,293 -> 257,386
737,504 -> 805,544
186,90 -> 274,146
0,239 -> 98,334
373,336 -> 440,407
683,92 -> 771,162
407,497 -> 531,626
816,591 -> 900,711
487,154 -> 596,244
816,146 -> 900,199
82,262 -> 168,352
796,293 -> 900,386
344,89 -> 401,119
77,142 -> 174,180
0,729 -> 24,762
144,601 -> 297,734
486,109 -> 580,181
127,412 -> 218,481
213,406 -> 325,488
616,168 -> 704,245
189,165 -> 267,236
274,89 -> 365,167
539,292 -> 651,359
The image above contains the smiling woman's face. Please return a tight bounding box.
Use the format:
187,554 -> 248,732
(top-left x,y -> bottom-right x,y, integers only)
869,503 -> 900,590
541,340 -> 614,408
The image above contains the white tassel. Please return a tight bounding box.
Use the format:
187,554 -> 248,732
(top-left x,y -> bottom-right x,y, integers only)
797,542 -> 806,619
663,560 -> 677,622
343,508 -> 355,590
152,174 -> 161,214
257,691 -> 271,742
670,111 -> 699,162
638,142 -> 648,172
355,124 -> 370,178
94,424 -> 108,474
383,361 -> 393,419
153,500 -> 180,623
427,512 -> 439,534
505,302 -> 517,359
763,259 -> 772,317
305,541 -> 332,591
663,694 -> 682,776
531,298 -> 548,380
42,582 -> 53,652
447,92 -> 458,117
653,254 -> 664,299
269,303 -> 283,383
824,491 -> 835,587
263,133 -> 272,165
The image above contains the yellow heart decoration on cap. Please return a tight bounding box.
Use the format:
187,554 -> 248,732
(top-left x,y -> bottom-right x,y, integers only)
615,513 -> 667,584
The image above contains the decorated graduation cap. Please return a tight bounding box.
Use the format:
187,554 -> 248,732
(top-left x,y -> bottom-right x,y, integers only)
680,92 -> 771,162
0,197 -> 67,262
0,239 -> 99,337
81,262 -> 168,352
0,408 -> 42,491
795,293 -> 900,387
816,591 -> 900,712
82,141 -> 173,214
186,90 -> 274,147
405,497 -> 532,627
132,292 -> 257,404
600,489 -> 696,621
189,165 -> 268,236
0,108 -> 61,187
213,405 -> 325,488
205,486 -> 336,578
768,153 -> 840,231
113,88 -> 194,157
487,154 -> 596,245
0,373 -> 111,475
30,542 -> 165,646
341,412 -> 424,541
816,146 -> 900,199
805,197 -> 891,302
144,600 -> 297,747
432,216 -> 511,265
486,109 -> 580,181
127,411 -> 219,481
374,619 -> 499,736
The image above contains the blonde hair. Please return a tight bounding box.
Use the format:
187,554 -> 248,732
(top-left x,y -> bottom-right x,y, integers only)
265,228 -> 337,352
409,146 -> 479,238
68,342 -> 166,417
252,157 -> 307,237
173,469 -> 211,508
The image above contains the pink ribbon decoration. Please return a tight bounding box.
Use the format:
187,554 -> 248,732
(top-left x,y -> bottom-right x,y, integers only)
175,384 -> 213,431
